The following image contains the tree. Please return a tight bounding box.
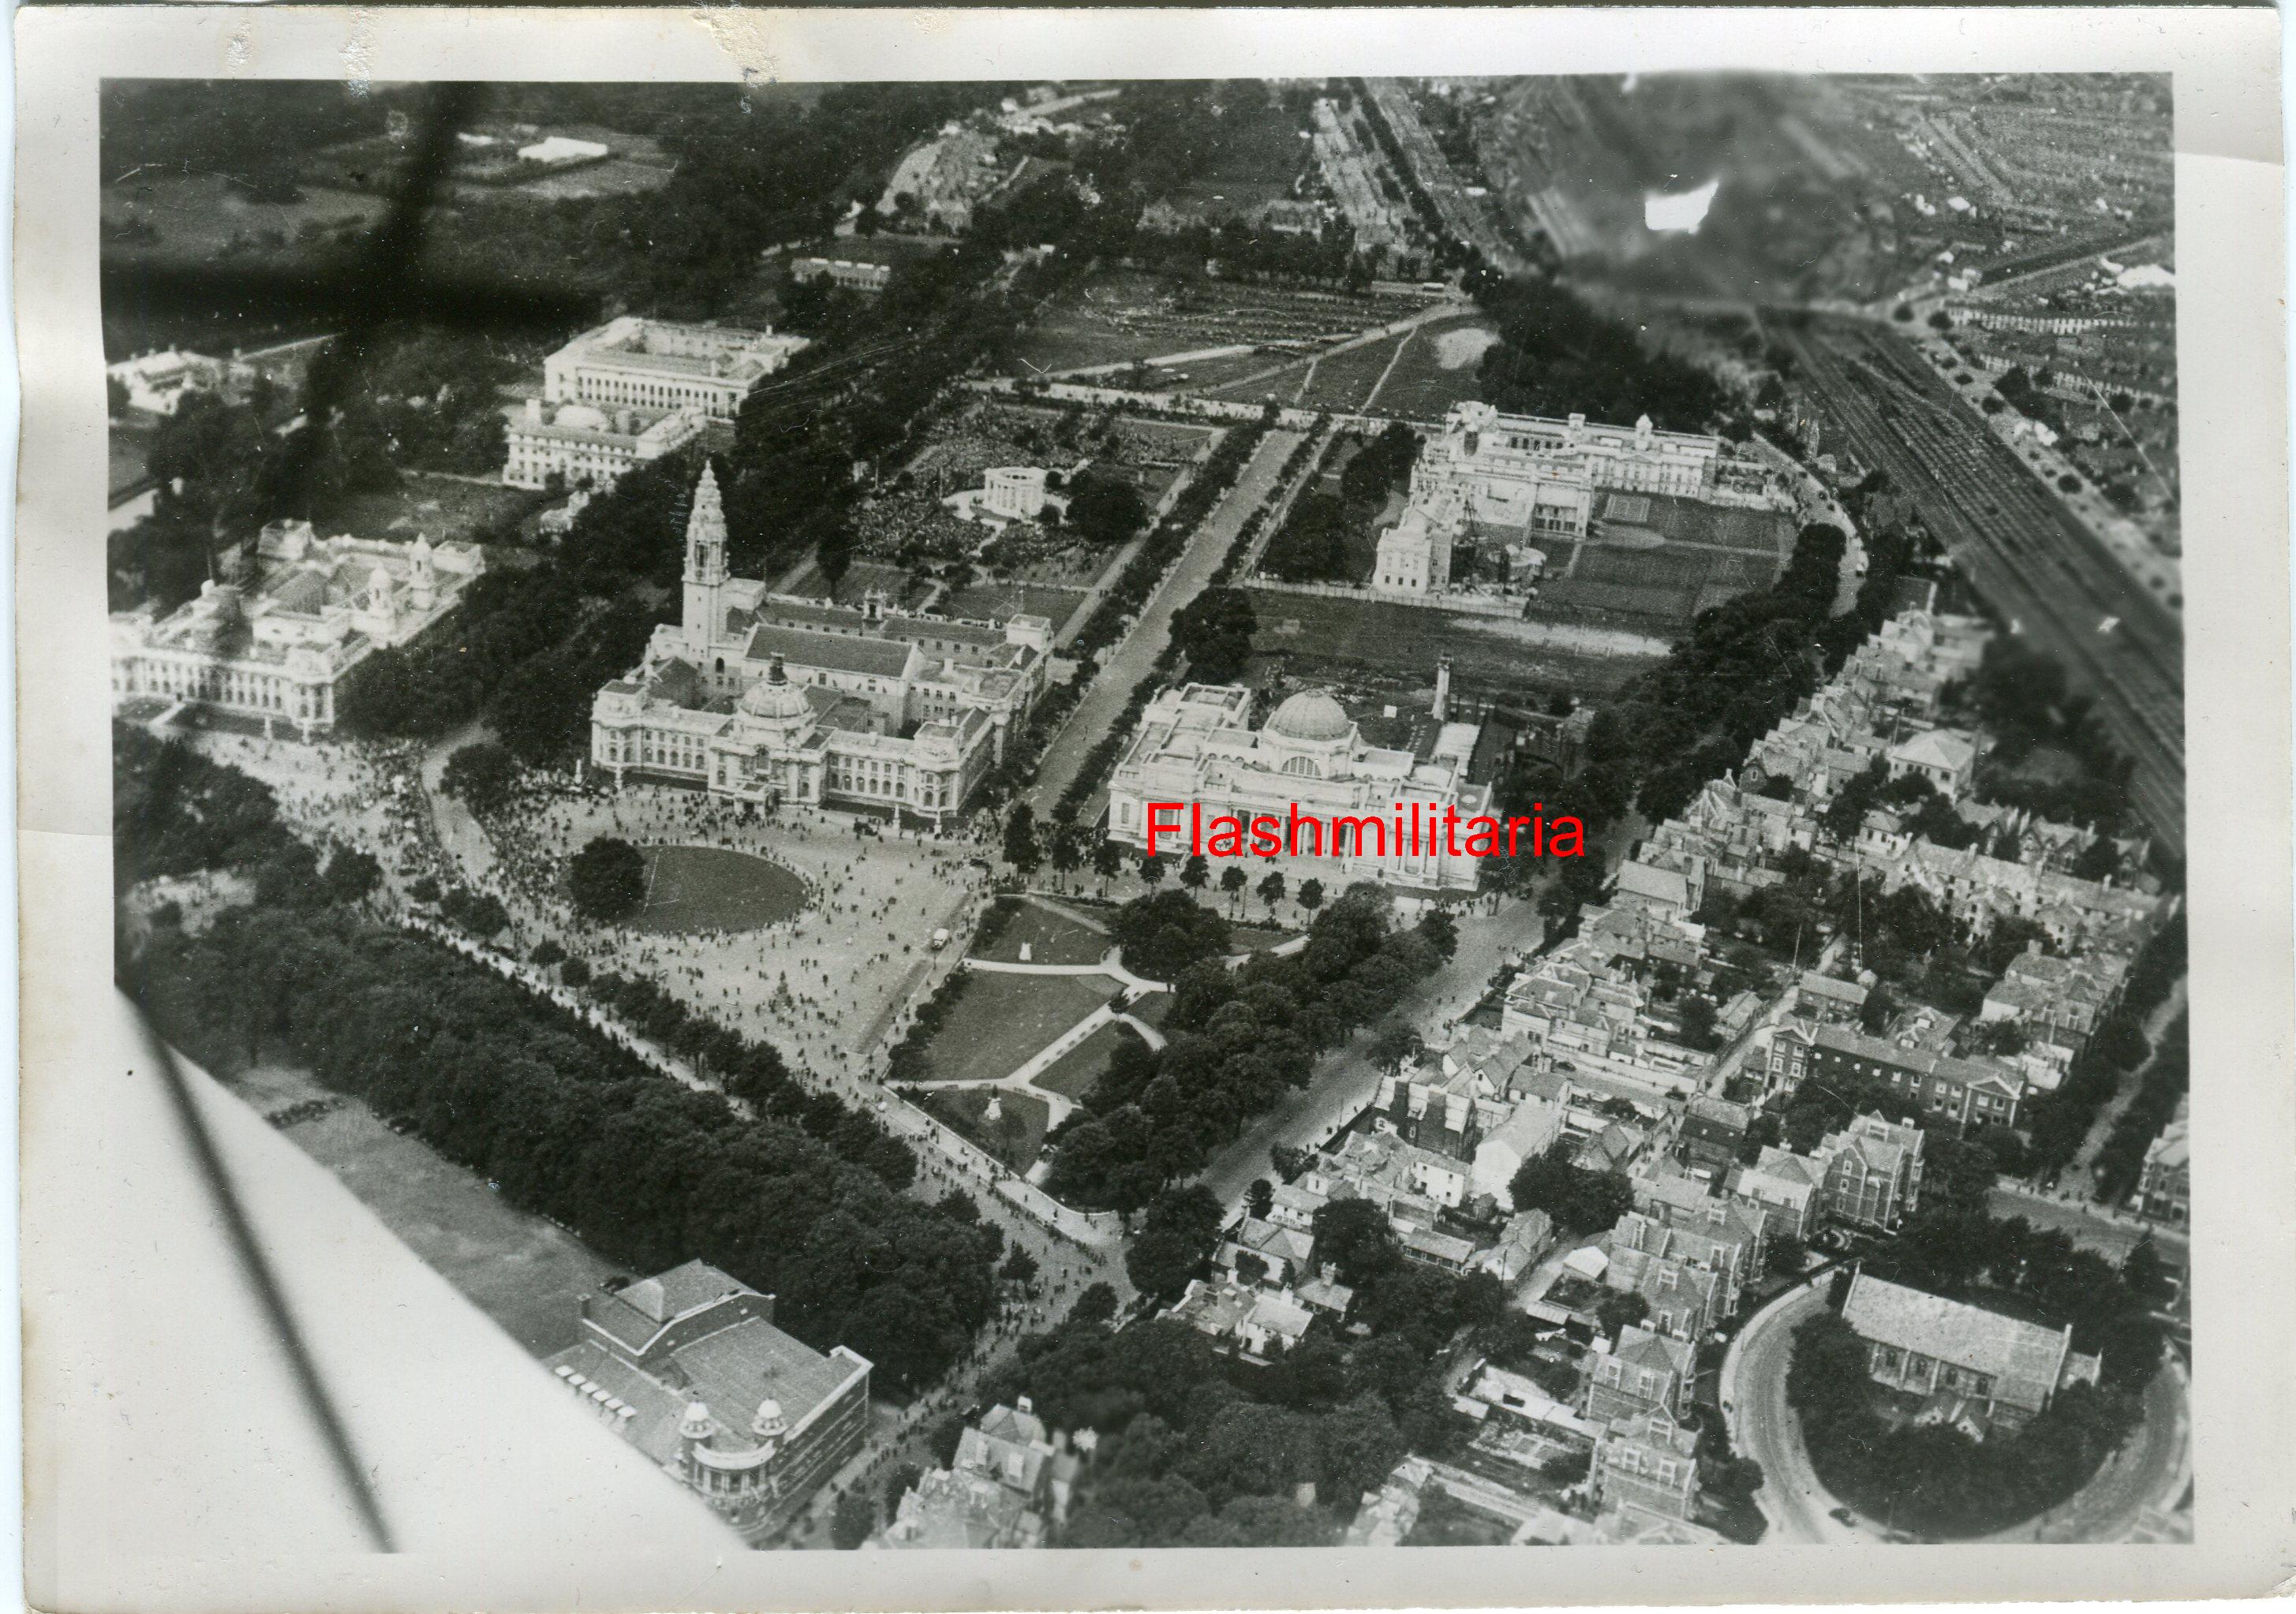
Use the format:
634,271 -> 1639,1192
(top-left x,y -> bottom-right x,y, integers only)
1126,1183 -> 1224,1300
1065,475 -> 1150,545
1246,1177 -> 1275,1220
320,848 -> 382,905
1180,853 -> 1210,891
1256,870 -> 1287,913
1072,1282 -> 1120,1325
1141,852 -> 1167,887
1508,1142 -> 1633,1234
439,739 -> 520,817
1169,587 -> 1258,684
1593,1291 -> 1649,1339
1049,821 -> 1083,884
831,1492 -> 875,1549
1415,906 -> 1459,962
1220,865 -> 1248,906
1111,889 -> 1232,981
1297,879 -> 1326,915
569,835 -> 649,921
1003,803 -> 1041,875
1002,1246 -> 1041,1288
1767,1232 -> 1810,1276
1093,836 -> 1126,883
1365,1019 -> 1421,1072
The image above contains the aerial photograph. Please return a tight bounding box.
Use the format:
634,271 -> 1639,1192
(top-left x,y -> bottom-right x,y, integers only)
104,71 -> 2189,1549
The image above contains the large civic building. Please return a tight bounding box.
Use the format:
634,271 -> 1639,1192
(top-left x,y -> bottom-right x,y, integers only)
501,396 -> 705,491
110,520 -> 485,737
1374,401 -> 1776,600
545,1261 -> 870,1545
591,468 -> 1051,824
1103,674 -> 1491,892
544,316 -> 811,421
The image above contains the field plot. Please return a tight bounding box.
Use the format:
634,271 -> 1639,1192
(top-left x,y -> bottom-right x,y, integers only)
969,898 -> 1111,967
323,471 -> 544,548
904,970 -> 1120,1087
1535,492 -> 1792,625
1250,586 -> 1666,697
1012,269 -> 1436,376
918,1086 -> 1053,1170
621,844 -> 809,936
228,1063 -> 624,1358
778,559 -> 928,608
1370,316 -> 1501,420
1028,1019 -> 1144,1103
1281,334 -> 1413,412
940,581 -> 1092,635
101,171 -> 389,262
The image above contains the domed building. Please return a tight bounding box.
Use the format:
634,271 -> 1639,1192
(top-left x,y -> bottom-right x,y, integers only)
590,467 -> 1052,825
1105,665 -> 1492,893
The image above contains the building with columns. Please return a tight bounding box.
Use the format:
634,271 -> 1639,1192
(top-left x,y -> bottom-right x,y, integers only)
501,396 -> 705,491
544,1260 -> 870,1545
109,521 -> 484,737
544,316 -> 811,422
1103,677 -> 1491,892
590,467 -> 1050,824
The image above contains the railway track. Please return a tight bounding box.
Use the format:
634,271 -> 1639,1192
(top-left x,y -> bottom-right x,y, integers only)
1792,322 -> 2186,853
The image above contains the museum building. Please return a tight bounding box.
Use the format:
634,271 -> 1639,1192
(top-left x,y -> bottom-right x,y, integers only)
1104,677 -> 1491,892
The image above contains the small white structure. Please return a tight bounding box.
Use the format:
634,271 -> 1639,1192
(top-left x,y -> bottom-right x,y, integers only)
107,349 -> 249,417
518,135 -> 611,166
503,398 -> 705,491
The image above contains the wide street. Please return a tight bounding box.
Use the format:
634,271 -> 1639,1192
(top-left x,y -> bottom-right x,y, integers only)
1025,426 -> 1308,815
1196,888 -> 1542,1216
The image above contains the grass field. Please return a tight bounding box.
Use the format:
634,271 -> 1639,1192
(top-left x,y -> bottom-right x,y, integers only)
1028,1018 -> 1144,1103
907,969 -> 1119,1087
624,844 -> 808,936
776,559 -> 927,607
918,1086 -> 1053,1170
103,172 -> 391,262
1369,316 -> 1501,421
323,472 -> 543,547
1248,586 -> 1667,697
229,1063 -> 624,1357
968,899 -> 1110,967
940,581 -> 1091,633
1287,333 -> 1413,412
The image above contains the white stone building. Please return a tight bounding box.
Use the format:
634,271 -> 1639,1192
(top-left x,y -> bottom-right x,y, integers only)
501,398 -> 706,491
590,468 -> 1050,825
544,316 -> 811,421
1104,681 -> 1491,892
110,521 -> 484,736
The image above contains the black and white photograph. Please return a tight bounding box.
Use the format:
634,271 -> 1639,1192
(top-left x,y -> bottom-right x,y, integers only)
17,6 -> 2294,1608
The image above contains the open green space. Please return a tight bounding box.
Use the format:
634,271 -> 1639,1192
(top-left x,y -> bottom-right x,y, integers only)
968,898 -> 1111,966
623,844 -> 808,936
1247,585 -> 1664,697
323,472 -> 545,549
226,1063 -> 625,1358
1028,1018 -> 1145,1102
918,1085 -> 1054,1170
1371,316 -> 1501,420
905,967 -> 1119,1086
940,581 -> 1090,634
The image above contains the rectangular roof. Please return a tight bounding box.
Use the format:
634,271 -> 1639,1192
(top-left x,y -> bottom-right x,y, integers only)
1842,1272 -> 2072,1413
746,622 -> 914,678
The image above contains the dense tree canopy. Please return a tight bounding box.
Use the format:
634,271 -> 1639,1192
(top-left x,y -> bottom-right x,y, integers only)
569,835 -> 649,921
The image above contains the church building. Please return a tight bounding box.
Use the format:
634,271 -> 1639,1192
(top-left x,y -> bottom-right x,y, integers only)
589,467 -> 1051,825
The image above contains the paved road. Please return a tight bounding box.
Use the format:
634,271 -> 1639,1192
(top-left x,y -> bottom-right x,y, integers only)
1721,1280 -> 1864,1545
1723,1275 -> 2193,1545
1987,1183 -> 2187,1267
1196,891 -> 1541,1216
1025,427 -> 1307,815
1980,1356 -> 2192,1542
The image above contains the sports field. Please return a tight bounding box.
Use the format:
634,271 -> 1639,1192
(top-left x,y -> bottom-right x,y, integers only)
626,844 -> 809,936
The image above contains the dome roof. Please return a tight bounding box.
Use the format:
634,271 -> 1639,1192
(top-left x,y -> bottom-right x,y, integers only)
1266,689 -> 1351,744
739,655 -> 812,723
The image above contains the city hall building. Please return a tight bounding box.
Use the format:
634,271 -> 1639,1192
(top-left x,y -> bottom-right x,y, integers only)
544,316 -> 812,421
1104,680 -> 1491,892
590,468 -> 1050,824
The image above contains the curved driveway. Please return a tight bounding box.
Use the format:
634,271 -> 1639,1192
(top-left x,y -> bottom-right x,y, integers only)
1722,1278 -> 2193,1545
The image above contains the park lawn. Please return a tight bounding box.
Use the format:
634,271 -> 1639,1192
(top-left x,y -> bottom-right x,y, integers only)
1226,923 -> 1301,954
909,969 -> 1119,1086
969,899 -> 1110,967
1028,1018 -> 1146,1103
1247,585 -> 1664,697
1292,331 -> 1414,413
229,1063 -> 626,1358
611,844 -> 808,936
918,1086 -> 1053,1170
1372,316 -> 1502,422
941,581 -> 1090,633
322,472 -> 544,547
